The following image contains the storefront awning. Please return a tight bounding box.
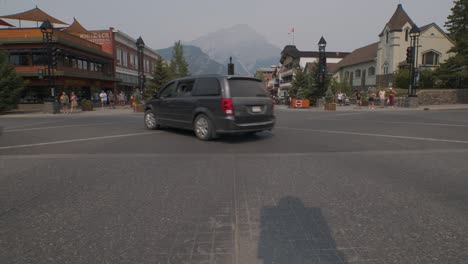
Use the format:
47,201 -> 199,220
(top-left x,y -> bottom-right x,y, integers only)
0,6 -> 67,25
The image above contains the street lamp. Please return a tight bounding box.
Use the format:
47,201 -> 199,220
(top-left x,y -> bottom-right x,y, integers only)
318,36 -> 327,88
40,19 -> 55,101
408,25 -> 421,97
136,36 -> 145,94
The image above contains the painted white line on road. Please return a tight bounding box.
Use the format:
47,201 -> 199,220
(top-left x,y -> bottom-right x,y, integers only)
2,122 -> 121,132
0,132 -> 157,150
305,118 -> 468,127
277,126 -> 468,144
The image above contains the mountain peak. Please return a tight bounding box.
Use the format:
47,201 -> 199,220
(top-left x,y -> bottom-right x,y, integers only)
189,24 -> 280,75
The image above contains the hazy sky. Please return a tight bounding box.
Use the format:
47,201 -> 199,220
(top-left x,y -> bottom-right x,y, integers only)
0,0 -> 455,52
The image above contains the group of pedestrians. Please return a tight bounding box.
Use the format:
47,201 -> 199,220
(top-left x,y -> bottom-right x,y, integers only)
59,91 -> 78,114
96,90 -> 128,109
354,88 -> 396,109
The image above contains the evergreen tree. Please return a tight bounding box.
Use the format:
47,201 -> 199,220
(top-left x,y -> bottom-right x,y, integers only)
170,41 -> 189,78
0,51 -> 25,113
291,69 -> 310,99
146,58 -> 172,98
436,0 -> 468,86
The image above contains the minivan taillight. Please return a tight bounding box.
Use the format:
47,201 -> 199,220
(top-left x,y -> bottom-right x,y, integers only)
221,98 -> 234,115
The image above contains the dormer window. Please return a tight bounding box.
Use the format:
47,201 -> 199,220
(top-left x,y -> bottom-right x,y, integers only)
405,28 -> 410,42
386,31 -> 389,44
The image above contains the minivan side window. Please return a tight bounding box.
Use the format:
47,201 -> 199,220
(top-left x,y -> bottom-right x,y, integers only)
194,78 -> 221,96
175,80 -> 195,97
159,82 -> 177,98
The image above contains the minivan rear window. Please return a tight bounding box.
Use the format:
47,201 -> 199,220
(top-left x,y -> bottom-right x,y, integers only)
228,79 -> 269,97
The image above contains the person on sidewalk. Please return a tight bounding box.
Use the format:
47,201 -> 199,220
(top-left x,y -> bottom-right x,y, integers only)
337,91 -> 344,106
119,91 -> 126,107
389,88 -> 395,108
108,91 -> 115,109
368,91 -> 376,109
70,92 -> 78,113
379,89 -> 386,108
355,91 -> 362,109
99,90 -> 107,109
60,91 -> 70,114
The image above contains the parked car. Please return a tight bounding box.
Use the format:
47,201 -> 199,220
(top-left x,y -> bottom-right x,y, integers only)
144,75 -> 275,140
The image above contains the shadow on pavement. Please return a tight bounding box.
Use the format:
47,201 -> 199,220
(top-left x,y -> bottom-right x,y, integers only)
160,127 -> 274,143
258,196 -> 346,264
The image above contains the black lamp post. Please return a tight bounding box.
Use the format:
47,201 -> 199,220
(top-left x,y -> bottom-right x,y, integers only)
408,25 -> 421,97
40,19 -> 55,101
318,36 -> 327,89
136,36 -> 145,94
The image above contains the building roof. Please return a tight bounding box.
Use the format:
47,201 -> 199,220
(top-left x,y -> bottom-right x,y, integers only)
63,18 -> 89,35
280,45 -> 350,64
419,22 -> 456,45
335,42 -> 379,70
379,4 -> 415,36
304,62 -> 340,74
0,6 -> 67,25
0,18 -> 14,27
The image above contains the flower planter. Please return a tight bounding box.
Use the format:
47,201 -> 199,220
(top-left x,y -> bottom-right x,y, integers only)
81,105 -> 93,111
290,99 -> 310,108
135,104 -> 145,112
324,103 -> 336,111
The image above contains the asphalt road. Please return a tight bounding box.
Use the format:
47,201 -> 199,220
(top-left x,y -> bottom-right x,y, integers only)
1,107 -> 468,264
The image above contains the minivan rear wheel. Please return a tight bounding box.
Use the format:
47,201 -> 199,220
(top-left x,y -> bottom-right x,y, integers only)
144,110 -> 160,130
194,114 -> 213,141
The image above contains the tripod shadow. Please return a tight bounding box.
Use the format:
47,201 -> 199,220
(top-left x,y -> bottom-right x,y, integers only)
258,196 -> 346,264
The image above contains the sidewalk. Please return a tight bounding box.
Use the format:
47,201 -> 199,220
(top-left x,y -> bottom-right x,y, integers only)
276,104 -> 468,112
1,106 -> 141,118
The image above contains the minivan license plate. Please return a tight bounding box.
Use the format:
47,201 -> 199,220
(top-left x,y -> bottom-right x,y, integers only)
252,106 -> 261,113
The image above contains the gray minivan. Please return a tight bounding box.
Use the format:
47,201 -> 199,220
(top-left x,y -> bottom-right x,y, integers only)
144,75 -> 275,140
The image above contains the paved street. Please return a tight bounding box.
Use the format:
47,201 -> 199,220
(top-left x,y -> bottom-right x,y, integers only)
1,106 -> 468,264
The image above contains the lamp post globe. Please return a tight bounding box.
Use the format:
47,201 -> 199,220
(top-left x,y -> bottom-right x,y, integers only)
40,19 -> 53,34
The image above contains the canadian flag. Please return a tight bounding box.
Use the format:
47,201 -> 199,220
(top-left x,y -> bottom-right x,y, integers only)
291,27 -> 295,33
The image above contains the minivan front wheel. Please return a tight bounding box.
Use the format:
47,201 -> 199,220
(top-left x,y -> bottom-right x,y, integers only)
144,110 -> 160,130
194,114 -> 214,141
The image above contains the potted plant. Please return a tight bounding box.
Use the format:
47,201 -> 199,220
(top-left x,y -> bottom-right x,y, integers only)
80,99 -> 93,111
134,97 -> 145,112
324,88 -> 336,111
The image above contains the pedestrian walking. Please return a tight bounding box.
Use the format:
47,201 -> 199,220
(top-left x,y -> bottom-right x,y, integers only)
130,95 -> 135,112
119,91 -> 125,107
60,91 -> 70,114
337,91 -> 344,106
355,91 -> 362,109
108,91 -> 115,109
368,91 -> 376,109
379,89 -> 386,108
389,88 -> 395,108
99,90 -> 107,108
70,92 -> 78,113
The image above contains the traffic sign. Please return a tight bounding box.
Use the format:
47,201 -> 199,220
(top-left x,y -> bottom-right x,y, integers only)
295,100 -> 302,108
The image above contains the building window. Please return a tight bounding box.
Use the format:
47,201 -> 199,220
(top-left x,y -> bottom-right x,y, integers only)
368,67 -> 375,76
355,69 -> 361,78
422,51 -> 440,66
83,60 -> 88,70
382,63 -> 389,74
405,28 -> 409,42
123,51 -> 128,67
130,54 -> 135,68
344,71 -> 349,79
117,48 -> 122,65
135,56 -> 139,69
9,53 -> 31,66
386,31 -> 389,44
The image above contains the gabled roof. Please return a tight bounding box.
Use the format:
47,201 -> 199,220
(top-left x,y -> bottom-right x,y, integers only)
0,6 -> 67,25
379,4 -> 415,36
0,18 -> 14,27
419,23 -> 456,45
63,18 -> 89,35
335,42 -> 379,70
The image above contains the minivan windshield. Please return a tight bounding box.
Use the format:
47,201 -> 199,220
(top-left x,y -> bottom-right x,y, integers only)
228,79 -> 269,97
